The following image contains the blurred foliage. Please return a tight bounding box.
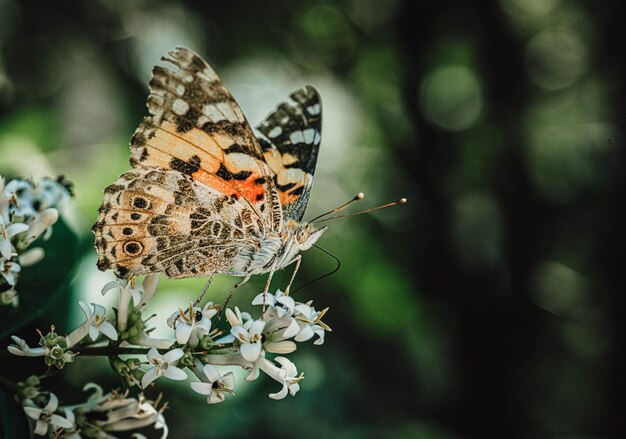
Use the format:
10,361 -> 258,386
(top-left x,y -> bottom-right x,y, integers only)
0,0 -> 623,437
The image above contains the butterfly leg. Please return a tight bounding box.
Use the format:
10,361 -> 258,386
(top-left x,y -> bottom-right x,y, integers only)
193,273 -> 217,307
284,255 -> 302,295
261,262 -> 280,313
219,275 -> 252,317
171,273 -> 217,326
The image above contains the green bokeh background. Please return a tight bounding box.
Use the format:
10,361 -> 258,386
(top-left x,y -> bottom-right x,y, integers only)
1,0 -> 623,437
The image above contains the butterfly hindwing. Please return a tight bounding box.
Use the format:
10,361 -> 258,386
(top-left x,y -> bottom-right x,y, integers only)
256,85 -> 321,222
92,168 -> 266,279
130,47 -> 283,232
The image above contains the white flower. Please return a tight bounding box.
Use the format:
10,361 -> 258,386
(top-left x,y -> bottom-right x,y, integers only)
141,348 -> 187,388
167,301 -> 218,347
19,208 -> 58,247
102,274 -> 159,333
68,386 -> 168,438
0,287 -> 19,307
65,301 -> 117,347
252,290 -> 295,317
78,301 -> 118,342
231,319 -> 265,362
190,364 -> 236,404
292,302 -> 331,345
225,306 -> 252,328
4,179 -> 36,218
270,357 -> 303,400
7,335 -> 47,357
101,274 -> 159,308
23,393 -> 74,436
0,216 -> 28,260
1,260 -> 21,285
255,356 -> 304,400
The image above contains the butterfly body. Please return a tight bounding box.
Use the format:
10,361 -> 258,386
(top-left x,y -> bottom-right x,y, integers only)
93,48 -> 325,282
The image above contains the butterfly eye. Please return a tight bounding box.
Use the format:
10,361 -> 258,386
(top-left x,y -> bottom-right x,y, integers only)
296,228 -> 308,243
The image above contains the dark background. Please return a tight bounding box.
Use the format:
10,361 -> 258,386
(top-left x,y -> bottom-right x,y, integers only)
0,0 -> 623,437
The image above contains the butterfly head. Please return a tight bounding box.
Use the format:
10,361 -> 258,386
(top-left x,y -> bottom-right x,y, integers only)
290,221 -> 327,252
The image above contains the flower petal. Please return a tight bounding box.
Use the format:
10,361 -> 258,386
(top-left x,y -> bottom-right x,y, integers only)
163,348 -> 184,363
101,281 -> 121,296
202,364 -> 222,383
249,320 -> 266,336
240,342 -> 262,362
222,372 -> 236,390
141,367 -> 159,388
23,406 -> 42,420
275,357 -> 297,376
0,239 -> 12,259
45,393 -> 59,411
146,347 -> 160,363
295,325 -> 315,342
230,325 -> 249,342
78,300 -> 93,320
207,391 -> 225,404
88,325 -> 100,341
269,383 -> 289,400
190,381 -> 213,395
6,223 -> 29,238
225,307 -> 241,327
33,419 -> 48,435
50,413 -> 74,429
283,318 -> 300,339
164,365 -> 187,381
175,323 -> 193,345
99,322 -> 118,341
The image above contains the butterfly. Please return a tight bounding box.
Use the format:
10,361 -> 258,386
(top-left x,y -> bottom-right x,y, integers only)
92,47 -> 327,295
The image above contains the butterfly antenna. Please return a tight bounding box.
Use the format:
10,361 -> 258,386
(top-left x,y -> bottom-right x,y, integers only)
314,197 -> 407,224
290,245 -> 341,294
310,192 -> 365,224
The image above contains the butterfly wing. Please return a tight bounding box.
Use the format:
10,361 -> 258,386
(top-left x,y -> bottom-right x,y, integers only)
92,168 -> 265,279
256,86 -> 322,222
130,47 -> 283,231
94,47 -> 284,278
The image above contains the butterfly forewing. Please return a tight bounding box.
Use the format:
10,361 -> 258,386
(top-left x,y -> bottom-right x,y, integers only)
130,47 -> 282,231
256,85 -> 322,222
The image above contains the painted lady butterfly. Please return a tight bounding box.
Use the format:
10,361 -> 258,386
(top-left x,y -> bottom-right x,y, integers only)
92,47 -> 327,293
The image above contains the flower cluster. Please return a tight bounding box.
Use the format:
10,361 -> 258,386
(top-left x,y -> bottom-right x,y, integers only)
8,273 -> 331,436
16,376 -> 167,438
0,174 -> 72,306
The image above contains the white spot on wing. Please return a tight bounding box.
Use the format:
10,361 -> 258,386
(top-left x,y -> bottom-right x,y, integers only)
268,126 -> 282,138
303,128 -> 315,144
307,103 -> 321,115
202,104 -> 225,122
176,85 -> 185,96
289,131 -> 304,144
313,131 -> 321,144
216,102 -> 240,122
172,99 -> 189,115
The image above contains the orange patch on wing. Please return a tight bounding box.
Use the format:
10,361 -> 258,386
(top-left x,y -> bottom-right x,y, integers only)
280,191 -> 300,207
237,177 -> 267,203
191,169 -> 267,204
191,169 -> 236,196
